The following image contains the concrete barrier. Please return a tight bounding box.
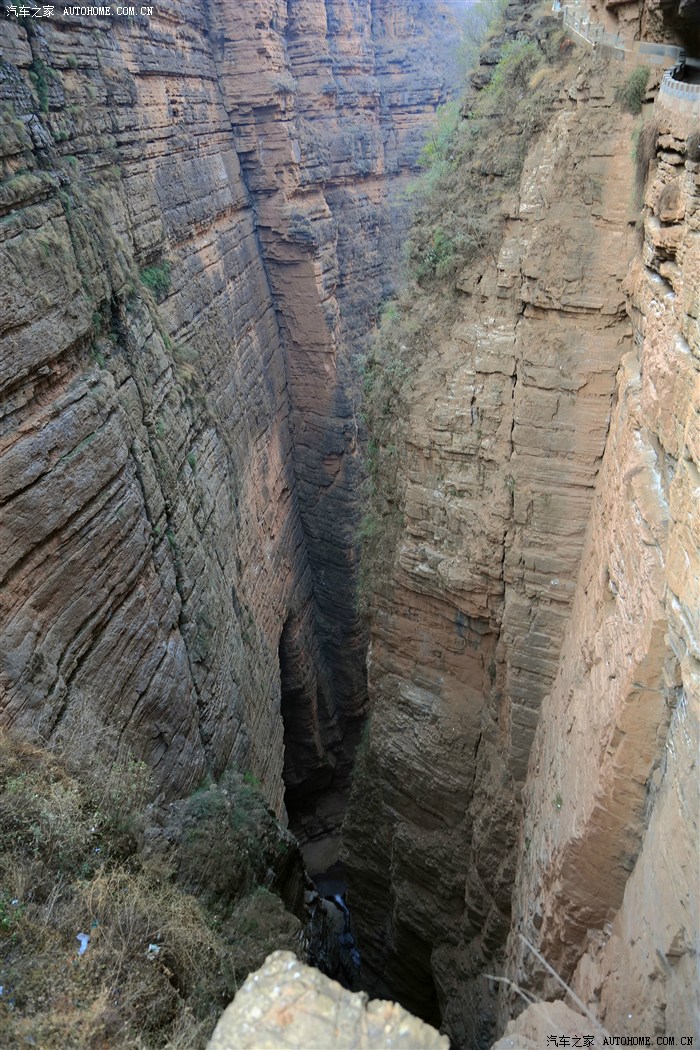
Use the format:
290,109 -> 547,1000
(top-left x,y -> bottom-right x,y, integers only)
657,71 -> 700,116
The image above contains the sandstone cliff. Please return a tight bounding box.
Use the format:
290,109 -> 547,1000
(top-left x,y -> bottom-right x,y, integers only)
0,1 -> 457,843
342,1 -> 698,1046
502,89 -> 699,1042
2,1 -> 697,1047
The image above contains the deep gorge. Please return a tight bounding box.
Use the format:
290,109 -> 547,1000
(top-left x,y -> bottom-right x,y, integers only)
0,1 -> 698,1048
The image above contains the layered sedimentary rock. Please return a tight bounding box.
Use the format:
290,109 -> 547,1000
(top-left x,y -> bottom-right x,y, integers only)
0,2 -> 457,831
341,3 -> 697,1045
503,98 -> 699,1040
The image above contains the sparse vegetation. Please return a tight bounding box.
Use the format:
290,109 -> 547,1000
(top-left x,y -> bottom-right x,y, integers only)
357,13 -> 570,617
0,730 -> 304,1048
616,65 -> 650,115
90,345 -> 106,368
404,34 -> 562,290
139,260 -> 172,302
0,171 -> 57,211
28,57 -> 50,114
453,0 -> 505,79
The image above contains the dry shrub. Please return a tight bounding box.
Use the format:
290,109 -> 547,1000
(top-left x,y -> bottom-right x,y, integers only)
529,66 -> 554,91
0,732 -> 302,1048
222,887 -> 305,985
75,867 -> 232,1039
686,132 -> 700,163
634,120 -> 659,203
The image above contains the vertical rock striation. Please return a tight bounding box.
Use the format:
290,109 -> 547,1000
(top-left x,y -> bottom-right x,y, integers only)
341,2 -> 692,1044
504,97 -> 699,1040
0,1 -> 459,832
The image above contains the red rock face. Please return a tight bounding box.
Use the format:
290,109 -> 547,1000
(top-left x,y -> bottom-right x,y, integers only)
503,102 -> 699,1042
0,1 -> 459,826
342,4 -> 698,1046
338,3 -> 695,1044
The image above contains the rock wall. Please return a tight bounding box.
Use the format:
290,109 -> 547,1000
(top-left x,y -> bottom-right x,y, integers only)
503,98 -> 699,1040
342,4 -> 696,1046
0,1 -> 458,827
585,0 -> 699,50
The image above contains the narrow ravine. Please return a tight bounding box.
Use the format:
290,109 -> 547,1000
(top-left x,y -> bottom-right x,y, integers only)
0,1 -> 697,1048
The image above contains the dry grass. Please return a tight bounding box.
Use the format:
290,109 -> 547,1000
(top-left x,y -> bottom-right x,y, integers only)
0,732 -> 303,1048
634,120 -> 659,205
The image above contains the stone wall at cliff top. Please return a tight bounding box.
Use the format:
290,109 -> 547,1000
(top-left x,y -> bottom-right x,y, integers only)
0,1 -> 458,821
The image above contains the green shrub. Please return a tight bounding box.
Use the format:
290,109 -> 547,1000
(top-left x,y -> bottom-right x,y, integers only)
481,39 -> 542,108
617,65 -> 650,115
358,511 -> 378,543
28,58 -> 50,114
419,99 -> 462,169
413,226 -> 456,281
139,259 -> 172,301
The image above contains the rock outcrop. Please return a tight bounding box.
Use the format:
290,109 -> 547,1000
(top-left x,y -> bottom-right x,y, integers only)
586,0 -> 700,50
207,950 -> 450,1050
342,2 -> 698,1047
0,1 -> 458,839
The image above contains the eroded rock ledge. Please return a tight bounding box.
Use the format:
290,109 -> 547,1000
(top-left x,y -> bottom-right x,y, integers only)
207,951 -> 450,1050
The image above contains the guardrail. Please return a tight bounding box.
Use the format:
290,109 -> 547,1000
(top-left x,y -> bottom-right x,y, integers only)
553,1 -> 699,117
657,70 -> 700,115
561,8 -> 625,56
553,1 -> 683,65
638,42 -> 685,62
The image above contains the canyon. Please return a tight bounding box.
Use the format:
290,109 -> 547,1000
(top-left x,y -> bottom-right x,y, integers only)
0,0 -> 698,1048
0,0 -> 458,843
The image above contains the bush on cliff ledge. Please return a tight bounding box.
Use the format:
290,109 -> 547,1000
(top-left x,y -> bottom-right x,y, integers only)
616,65 -> 650,115
139,260 -> 172,302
